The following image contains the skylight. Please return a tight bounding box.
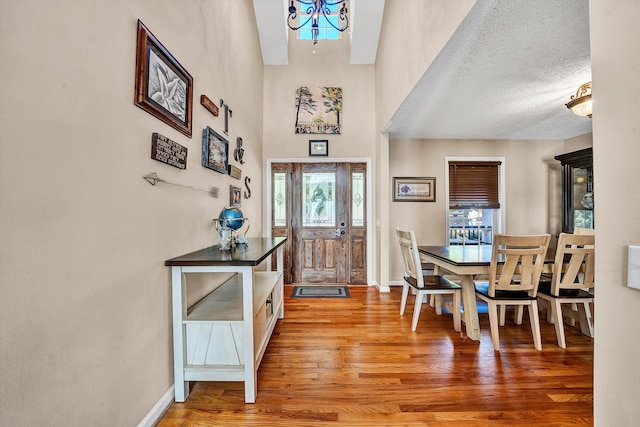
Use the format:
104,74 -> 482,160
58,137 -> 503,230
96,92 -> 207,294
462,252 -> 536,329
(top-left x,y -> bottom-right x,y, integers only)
297,3 -> 342,41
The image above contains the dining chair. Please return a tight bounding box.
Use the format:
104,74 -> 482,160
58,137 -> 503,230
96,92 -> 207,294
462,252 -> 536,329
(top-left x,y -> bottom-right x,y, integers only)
396,229 -> 462,332
537,233 -> 595,348
474,234 -> 551,351
574,227 -> 595,236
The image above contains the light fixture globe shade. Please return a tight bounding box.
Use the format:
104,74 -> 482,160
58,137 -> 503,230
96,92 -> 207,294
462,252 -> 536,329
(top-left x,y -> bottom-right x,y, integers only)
566,82 -> 593,118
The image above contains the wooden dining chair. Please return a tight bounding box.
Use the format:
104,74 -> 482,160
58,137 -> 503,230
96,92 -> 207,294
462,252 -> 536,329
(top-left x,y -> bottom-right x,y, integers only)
537,233 -> 595,348
396,229 -> 462,332
474,234 -> 551,351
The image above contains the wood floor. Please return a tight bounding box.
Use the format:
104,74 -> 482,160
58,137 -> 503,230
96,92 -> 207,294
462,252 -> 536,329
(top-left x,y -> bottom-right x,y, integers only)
157,285 -> 594,426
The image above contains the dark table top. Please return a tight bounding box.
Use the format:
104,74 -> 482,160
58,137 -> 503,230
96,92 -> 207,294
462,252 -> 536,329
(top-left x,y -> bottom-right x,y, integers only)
165,237 -> 286,267
419,244 -> 556,267
419,245 -> 494,266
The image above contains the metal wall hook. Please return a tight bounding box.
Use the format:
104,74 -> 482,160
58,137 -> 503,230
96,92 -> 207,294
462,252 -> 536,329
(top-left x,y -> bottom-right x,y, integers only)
142,172 -> 219,198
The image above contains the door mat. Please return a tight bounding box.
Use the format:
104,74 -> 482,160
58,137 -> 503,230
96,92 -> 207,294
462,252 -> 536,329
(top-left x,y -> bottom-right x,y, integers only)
290,286 -> 351,298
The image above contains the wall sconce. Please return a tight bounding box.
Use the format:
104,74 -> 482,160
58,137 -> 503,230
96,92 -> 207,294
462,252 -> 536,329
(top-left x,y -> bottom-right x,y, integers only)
566,82 -> 592,117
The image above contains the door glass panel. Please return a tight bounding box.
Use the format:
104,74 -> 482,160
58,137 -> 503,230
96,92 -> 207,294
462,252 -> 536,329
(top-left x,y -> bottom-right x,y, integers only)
352,171 -> 364,227
302,172 -> 335,227
273,172 -> 287,226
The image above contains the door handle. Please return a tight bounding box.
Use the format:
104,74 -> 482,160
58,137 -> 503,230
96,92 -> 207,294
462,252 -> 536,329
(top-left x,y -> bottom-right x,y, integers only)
335,228 -> 346,237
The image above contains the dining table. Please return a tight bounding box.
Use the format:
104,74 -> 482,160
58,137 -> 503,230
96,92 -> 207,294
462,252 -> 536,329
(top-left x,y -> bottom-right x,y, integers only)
418,244 -> 561,341
418,245 -> 494,341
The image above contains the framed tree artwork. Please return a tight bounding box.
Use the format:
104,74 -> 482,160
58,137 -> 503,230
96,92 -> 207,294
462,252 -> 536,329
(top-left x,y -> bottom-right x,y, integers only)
294,87 -> 342,134
134,20 -> 193,137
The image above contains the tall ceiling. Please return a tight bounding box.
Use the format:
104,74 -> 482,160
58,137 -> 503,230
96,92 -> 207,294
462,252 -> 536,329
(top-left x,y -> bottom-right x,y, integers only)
253,0 -> 593,141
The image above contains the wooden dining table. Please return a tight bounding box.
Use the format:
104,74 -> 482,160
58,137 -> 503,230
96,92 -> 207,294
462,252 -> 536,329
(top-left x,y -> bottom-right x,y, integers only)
418,245 -> 494,341
418,244 -> 561,341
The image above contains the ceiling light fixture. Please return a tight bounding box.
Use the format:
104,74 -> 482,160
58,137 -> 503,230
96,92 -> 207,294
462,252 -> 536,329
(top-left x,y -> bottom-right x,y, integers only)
566,82 -> 593,118
287,1 -> 349,45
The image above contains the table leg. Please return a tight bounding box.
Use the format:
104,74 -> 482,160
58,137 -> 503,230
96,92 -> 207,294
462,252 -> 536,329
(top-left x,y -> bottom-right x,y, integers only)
171,267 -> 189,402
460,275 -> 481,341
242,267 -> 257,403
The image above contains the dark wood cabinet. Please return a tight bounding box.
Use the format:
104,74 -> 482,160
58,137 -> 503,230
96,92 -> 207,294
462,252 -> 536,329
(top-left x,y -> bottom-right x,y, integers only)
555,147 -> 594,233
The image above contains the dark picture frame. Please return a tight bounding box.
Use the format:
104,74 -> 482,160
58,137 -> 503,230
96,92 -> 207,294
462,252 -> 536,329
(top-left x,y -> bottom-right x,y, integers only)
393,177 -> 436,202
309,140 -> 328,156
202,127 -> 229,174
134,20 -> 193,137
230,185 -> 242,207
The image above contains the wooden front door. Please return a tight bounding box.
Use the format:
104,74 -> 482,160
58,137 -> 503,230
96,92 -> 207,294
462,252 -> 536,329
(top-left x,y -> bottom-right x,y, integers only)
271,162 -> 366,284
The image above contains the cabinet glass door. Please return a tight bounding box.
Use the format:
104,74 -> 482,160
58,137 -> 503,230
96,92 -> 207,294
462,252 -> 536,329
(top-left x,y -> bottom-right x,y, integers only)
572,167 -> 594,230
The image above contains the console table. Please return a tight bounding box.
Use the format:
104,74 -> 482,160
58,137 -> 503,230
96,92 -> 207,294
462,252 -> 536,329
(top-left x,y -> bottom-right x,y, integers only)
165,237 -> 286,403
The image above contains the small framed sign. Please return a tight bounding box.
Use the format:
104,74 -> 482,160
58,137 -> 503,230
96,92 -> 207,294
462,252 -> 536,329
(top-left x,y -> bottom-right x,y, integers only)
230,185 -> 242,206
309,140 -> 328,156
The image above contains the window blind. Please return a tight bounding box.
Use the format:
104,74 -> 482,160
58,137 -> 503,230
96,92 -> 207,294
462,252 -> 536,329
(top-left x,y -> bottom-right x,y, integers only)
449,161 -> 501,209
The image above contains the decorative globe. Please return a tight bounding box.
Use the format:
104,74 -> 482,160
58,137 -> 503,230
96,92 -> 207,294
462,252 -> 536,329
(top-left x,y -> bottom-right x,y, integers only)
218,207 -> 244,231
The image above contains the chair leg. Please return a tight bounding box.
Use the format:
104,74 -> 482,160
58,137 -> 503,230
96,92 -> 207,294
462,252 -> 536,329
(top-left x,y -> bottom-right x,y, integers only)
400,283 -> 409,315
452,291 -> 461,332
487,301 -> 501,351
528,302 -> 542,351
578,301 -> 595,338
411,290 -> 425,331
515,305 -> 524,325
567,302 -> 577,326
550,299 -> 566,348
434,295 -> 443,315
499,305 -> 506,326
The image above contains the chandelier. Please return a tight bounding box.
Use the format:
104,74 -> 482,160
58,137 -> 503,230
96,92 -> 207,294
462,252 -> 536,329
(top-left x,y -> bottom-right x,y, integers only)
566,82 -> 593,118
287,1 -> 349,45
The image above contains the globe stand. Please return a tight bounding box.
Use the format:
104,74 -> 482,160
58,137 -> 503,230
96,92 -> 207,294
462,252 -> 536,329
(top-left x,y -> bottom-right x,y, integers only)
213,217 -> 250,250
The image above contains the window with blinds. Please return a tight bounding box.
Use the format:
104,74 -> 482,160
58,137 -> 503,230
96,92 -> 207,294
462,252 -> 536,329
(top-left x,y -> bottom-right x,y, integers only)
448,161 -> 501,209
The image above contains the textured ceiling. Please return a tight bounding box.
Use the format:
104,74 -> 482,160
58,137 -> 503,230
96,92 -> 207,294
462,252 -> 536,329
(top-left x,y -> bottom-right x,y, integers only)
384,0 -> 593,140
254,0 -> 593,141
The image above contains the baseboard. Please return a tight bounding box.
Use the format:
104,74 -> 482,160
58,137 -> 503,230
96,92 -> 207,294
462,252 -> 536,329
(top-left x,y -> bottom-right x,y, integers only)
137,385 -> 174,427
369,280 -> 388,293
386,280 -> 404,292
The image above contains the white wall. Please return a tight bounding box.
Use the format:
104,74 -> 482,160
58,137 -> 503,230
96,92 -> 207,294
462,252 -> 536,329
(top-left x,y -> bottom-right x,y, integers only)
387,138 -> 564,280
374,0 -> 476,287
590,1 -> 640,425
263,37 -> 376,159
0,1 -> 263,425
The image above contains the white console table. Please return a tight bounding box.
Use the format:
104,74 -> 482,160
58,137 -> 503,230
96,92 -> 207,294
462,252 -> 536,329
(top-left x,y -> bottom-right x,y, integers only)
165,237 -> 286,403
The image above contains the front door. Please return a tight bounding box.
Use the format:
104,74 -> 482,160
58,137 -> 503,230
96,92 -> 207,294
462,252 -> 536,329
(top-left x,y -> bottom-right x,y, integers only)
271,162 -> 366,284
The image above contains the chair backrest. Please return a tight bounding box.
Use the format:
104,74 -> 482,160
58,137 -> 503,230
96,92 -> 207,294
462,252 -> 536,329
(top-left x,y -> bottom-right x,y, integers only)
488,234 -> 551,297
396,228 -> 424,288
574,227 -> 595,236
549,232 -> 595,295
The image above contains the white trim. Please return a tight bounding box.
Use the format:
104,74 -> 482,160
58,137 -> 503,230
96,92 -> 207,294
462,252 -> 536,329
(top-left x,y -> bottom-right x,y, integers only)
372,280 -> 390,293
444,156 -> 507,244
137,385 -> 174,427
266,157 -> 373,285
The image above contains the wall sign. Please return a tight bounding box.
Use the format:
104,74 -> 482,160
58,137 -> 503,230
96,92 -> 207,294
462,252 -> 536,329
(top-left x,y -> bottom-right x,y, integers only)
228,165 -> 242,180
151,133 -> 187,169
200,95 -> 219,117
